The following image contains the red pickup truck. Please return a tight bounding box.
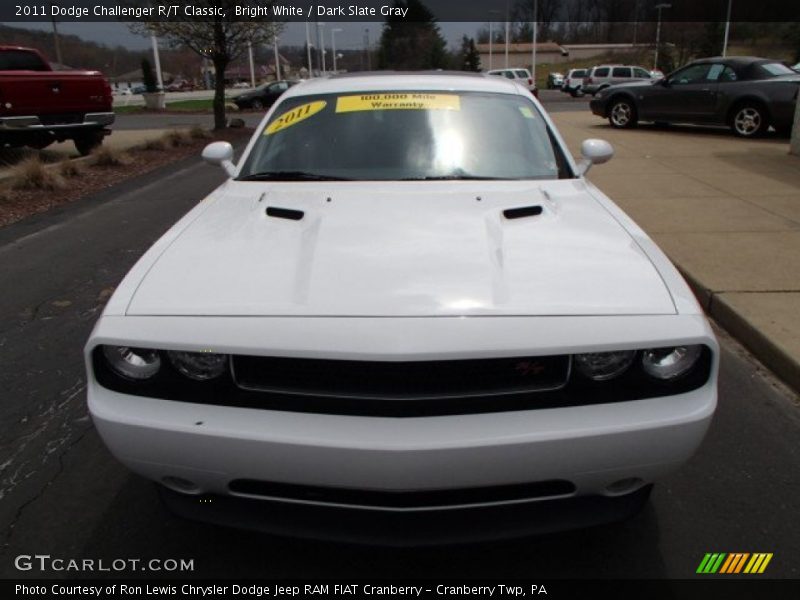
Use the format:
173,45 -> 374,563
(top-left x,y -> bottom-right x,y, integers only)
0,46 -> 114,155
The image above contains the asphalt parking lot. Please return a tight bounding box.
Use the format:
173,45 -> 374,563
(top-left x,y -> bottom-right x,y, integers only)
1,96 -> 799,579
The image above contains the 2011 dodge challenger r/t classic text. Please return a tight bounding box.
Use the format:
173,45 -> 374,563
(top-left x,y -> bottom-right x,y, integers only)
85,73 -> 717,544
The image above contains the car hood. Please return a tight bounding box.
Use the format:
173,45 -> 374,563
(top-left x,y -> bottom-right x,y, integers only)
126,181 -> 676,317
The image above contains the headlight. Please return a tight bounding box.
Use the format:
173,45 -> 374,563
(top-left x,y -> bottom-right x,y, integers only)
102,345 -> 161,381
167,351 -> 228,381
642,345 -> 702,380
574,350 -> 635,381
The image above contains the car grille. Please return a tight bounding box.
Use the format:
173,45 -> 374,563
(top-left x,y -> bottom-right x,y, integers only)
231,354 -> 571,400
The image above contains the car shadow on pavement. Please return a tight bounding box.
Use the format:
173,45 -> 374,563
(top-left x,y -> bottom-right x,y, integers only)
77,475 -> 668,579
586,121 -> 790,143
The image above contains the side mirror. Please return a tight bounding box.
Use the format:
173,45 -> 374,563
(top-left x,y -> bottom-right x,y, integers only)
576,139 -> 614,176
202,141 -> 236,177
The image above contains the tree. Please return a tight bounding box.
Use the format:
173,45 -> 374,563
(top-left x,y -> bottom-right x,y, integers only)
459,36 -> 481,72
141,58 -> 158,93
130,1 -> 282,130
377,0 -> 448,70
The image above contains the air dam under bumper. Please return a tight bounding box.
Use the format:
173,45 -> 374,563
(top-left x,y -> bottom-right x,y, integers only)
88,377 -> 715,540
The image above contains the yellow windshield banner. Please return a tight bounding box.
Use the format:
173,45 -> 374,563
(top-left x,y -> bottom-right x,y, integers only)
264,100 -> 327,135
335,93 -> 461,113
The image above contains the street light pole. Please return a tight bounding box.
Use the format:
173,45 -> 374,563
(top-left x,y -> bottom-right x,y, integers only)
489,20 -> 493,70
247,41 -> 255,87
273,36 -> 281,81
654,3 -> 671,71
487,9 -> 500,71
305,22 -> 314,76
722,0 -> 733,57
531,0 -> 538,85
317,23 -> 326,75
504,20 -> 510,69
331,28 -> 342,73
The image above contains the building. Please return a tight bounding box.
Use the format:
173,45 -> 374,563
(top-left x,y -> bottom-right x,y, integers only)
477,42 -> 653,71
477,42 -> 567,71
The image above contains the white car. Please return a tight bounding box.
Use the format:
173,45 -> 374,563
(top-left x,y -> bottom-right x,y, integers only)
486,68 -> 538,95
86,73 -> 717,543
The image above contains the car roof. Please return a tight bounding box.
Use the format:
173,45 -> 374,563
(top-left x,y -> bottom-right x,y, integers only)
283,72 -> 527,98
691,56 -> 775,66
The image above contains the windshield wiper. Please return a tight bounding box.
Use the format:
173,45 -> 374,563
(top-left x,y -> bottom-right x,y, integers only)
237,170 -> 352,181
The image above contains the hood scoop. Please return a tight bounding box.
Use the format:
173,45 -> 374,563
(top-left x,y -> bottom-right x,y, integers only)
503,205 -> 543,220
266,206 -> 305,221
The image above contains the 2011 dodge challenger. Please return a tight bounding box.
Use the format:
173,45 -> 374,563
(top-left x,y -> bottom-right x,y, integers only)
85,73 -> 718,544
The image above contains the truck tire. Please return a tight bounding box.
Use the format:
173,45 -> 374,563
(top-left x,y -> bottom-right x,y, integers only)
74,131 -> 104,156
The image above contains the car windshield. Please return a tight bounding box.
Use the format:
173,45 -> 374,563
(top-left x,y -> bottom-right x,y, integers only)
239,90 -> 570,181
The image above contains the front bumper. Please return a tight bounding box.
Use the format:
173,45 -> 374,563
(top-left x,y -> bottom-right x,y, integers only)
590,97 -> 607,117
87,314 -> 717,540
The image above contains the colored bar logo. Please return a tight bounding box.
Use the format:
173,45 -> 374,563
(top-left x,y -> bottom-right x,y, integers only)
697,553 -> 773,574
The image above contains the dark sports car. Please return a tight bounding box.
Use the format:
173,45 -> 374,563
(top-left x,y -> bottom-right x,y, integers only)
590,57 -> 800,137
232,80 -> 299,110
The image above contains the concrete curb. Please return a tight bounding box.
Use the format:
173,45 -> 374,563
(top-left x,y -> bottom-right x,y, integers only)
678,266 -> 800,394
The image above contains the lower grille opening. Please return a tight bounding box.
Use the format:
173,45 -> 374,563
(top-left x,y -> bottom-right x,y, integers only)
228,479 -> 576,509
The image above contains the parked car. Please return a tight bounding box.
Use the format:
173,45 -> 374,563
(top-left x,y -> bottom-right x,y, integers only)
0,45 -> 114,155
166,80 -> 194,92
792,62 -> 800,73
232,79 -> 299,109
650,69 -> 665,80
590,56 -> 800,137
547,72 -> 564,89
561,68 -> 587,97
86,73 -> 718,543
232,81 -> 251,89
582,64 -> 654,95
487,68 -> 539,96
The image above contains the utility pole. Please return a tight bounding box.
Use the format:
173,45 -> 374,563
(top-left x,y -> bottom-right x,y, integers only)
49,11 -> 63,65
654,3 -> 671,71
722,0 -> 733,57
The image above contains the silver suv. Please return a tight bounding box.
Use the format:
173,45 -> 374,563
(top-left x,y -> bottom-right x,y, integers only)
583,65 -> 653,96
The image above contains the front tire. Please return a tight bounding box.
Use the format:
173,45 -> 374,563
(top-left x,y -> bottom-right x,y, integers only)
731,104 -> 768,138
608,98 -> 638,129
